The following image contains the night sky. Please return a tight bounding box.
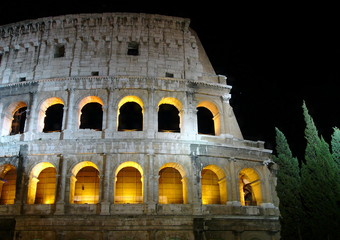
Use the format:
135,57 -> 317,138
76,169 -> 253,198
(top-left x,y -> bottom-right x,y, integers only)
1,1 -> 339,159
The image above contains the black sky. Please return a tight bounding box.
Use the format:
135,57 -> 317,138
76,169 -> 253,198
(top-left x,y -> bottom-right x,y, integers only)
1,1 -> 339,159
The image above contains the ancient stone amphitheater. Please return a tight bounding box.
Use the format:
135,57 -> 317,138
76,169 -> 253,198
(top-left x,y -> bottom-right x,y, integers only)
0,13 -> 280,240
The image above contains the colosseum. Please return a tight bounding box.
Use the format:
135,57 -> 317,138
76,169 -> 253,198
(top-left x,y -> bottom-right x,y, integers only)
0,13 -> 280,240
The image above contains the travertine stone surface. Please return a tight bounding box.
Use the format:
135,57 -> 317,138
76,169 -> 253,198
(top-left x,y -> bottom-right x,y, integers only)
0,13 -> 280,240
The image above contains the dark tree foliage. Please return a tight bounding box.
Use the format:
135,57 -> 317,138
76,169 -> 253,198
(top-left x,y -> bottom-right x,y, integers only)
273,128 -> 302,240
331,127 -> 340,168
300,102 -> 340,240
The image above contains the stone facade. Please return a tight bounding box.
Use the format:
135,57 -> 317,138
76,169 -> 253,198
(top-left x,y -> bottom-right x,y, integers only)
0,13 -> 280,240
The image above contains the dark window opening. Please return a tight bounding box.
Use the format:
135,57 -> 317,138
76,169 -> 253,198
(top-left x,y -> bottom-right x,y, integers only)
79,102 -> 103,131
10,107 -> 27,135
165,72 -> 174,78
19,77 -> 26,82
197,107 -> 215,135
91,71 -> 99,76
118,102 -> 143,131
54,45 -> 65,58
127,41 -> 139,56
43,104 -> 64,133
0,54 -> 2,65
158,104 -> 180,133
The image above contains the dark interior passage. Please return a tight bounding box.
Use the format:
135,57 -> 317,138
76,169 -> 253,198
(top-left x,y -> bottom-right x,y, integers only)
43,104 -> 64,132
79,102 -> 103,130
118,102 -> 143,131
197,107 -> 215,135
158,104 -> 180,132
10,107 -> 27,135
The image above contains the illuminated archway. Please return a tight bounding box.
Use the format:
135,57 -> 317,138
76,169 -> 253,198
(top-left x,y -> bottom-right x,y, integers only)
78,96 -> 103,130
201,165 -> 227,204
158,97 -> 183,133
37,97 -> 64,132
197,101 -> 220,135
117,96 -> 144,131
239,168 -> 262,206
159,163 -> 187,204
1,101 -> 27,136
114,162 -> 143,204
70,161 -> 100,204
0,164 -> 16,204
27,162 -> 56,204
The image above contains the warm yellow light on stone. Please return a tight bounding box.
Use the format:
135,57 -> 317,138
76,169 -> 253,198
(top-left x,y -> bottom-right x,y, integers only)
37,97 -> 64,132
158,97 -> 183,111
78,96 -> 104,127
197,101 -> 220,136
159,167 -> 184,204
201,169 -> 220,204
239,168 -> 262,206
71,163 -> 100,204
27,162 -> 56,204
0,165 -> 17,205
115,167 -> 143,204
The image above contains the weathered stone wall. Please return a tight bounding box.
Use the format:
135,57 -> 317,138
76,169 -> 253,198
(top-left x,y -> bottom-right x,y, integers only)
0,13 -> 280,240
0,13 -> 217,84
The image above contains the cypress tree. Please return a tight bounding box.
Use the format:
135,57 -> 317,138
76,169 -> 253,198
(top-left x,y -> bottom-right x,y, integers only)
331,127 -> 340,167
300,102 -> 339,240
273,128 -> 302,240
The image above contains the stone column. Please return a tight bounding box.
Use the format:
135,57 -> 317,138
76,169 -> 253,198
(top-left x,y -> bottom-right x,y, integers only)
100,154 -> 111,215
145,153 -> 157,213
146,88 -> 156,138
24,91 -> 38,140
63,89 -> 75,138
55,154 -> 67,215
105,88 -> 115,134
227,159 -> 242,207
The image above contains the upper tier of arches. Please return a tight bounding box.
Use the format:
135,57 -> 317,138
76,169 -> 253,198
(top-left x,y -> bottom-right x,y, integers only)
0,90 -> 243,141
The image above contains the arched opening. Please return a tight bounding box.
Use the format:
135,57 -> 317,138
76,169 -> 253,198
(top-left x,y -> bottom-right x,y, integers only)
115,167 -> 143,204
79,103 -> 103,131
10,106 -> 27,135
73,166 -> 100,204
1,101 -> 27,136
34,167 -> 57,204
158,104 -> 180,132
201,165 -> 227,204
159,167 -> 183,204
201,169 -> 220,204
43,104 -> 64,132
239,168 -> 262,206
0,165 -> 16,204
27,162 -> 56,204
118,102 -> 143,131
197,107 -> 215,135
197,101 -> 220,136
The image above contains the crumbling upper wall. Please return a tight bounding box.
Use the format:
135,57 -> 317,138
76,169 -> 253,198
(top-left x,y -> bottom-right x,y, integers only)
0,13 -> 219,84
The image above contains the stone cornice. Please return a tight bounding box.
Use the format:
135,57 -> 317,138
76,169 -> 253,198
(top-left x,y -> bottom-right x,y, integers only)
0,13 -> 191,38
0,76 -> 232,91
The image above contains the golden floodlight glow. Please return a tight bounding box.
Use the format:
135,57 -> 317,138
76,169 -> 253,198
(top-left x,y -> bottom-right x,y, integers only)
239,168 -> 262,206
201,169 -> 220,204
197,101 -> 221,136
158,97 -> 183,111
27,162 -> 56,204
70,162 -> 100,204
77,96 -> 104,127
35,167 -> 57,204
0,165 -> 17,205
37,97 -> 64,132
115,166 -> 143,204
